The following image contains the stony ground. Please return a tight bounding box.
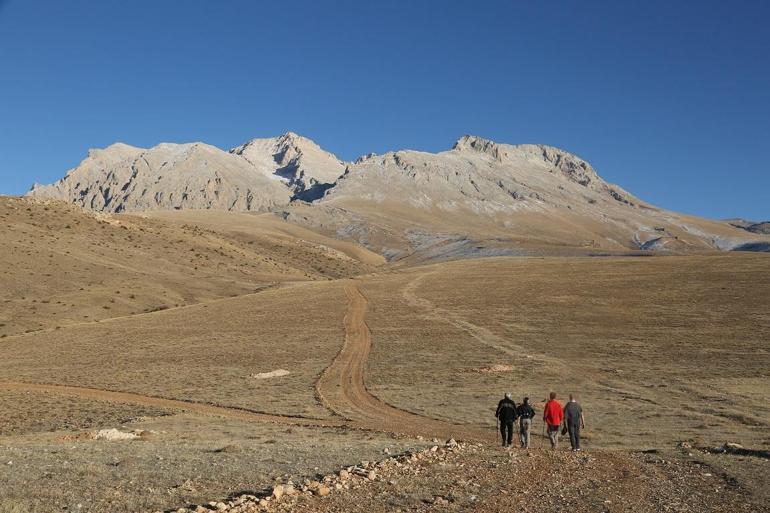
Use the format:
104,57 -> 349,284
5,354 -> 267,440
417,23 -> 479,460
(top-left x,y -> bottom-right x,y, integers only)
163,439 -> 768,513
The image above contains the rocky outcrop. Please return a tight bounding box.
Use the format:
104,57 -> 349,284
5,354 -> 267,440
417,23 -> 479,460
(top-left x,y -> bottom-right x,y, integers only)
28,142 -> 292,213
229,132 -> 346,201
27,132 -> 346,213
319,135 -> 640,214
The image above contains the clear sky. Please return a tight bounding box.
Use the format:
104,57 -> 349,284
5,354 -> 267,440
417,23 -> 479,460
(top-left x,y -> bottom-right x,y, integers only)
0,0 -> 768,220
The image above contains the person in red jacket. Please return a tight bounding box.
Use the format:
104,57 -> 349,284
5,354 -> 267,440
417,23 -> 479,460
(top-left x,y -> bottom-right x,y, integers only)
543,392 -> 564,449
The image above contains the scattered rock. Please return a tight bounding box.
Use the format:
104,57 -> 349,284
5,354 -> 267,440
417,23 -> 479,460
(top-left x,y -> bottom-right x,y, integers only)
433,496 -> 450,506
92,428 -> 140,441
249,369 -> 291,379
474,364 -> 514,373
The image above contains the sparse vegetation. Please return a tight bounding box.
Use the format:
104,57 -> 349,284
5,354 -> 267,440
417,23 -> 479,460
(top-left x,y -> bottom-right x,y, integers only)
0,200 -> 766,512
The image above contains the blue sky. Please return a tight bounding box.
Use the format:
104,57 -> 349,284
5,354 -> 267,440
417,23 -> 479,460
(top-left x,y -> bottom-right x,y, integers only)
0,0 -> 767,220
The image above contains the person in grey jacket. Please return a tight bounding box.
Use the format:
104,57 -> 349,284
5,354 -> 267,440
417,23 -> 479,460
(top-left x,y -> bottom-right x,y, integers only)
563,394 -> 586,451
517,397 -> 536,448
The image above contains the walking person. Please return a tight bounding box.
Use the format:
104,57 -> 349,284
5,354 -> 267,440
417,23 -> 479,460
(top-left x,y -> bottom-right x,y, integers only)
495,392 -> 518,447
543,392 -> 563,450
517,397 -> 536,448
564,394 -> 585,452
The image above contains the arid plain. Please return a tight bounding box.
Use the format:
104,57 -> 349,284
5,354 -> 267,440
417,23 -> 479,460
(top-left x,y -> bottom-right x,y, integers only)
0,197 -> 768,512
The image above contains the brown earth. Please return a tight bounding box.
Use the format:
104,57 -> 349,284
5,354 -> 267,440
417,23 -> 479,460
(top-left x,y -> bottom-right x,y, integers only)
0,197 -> 378,338
0,203 -> 768,512
285,444 -> 765,513
315,282 -> 492,441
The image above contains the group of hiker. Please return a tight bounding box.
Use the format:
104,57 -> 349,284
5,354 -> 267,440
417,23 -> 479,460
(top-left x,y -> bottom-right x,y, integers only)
495,392 -> 585,451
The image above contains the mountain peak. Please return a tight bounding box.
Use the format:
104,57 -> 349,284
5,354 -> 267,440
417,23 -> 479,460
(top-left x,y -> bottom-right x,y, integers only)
452,135 -> 499,155
279,131 -> 305,142
228,133 -> 346,201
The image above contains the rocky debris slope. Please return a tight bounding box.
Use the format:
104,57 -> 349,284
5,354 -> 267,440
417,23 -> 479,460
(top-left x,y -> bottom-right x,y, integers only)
156,438 -> 763,513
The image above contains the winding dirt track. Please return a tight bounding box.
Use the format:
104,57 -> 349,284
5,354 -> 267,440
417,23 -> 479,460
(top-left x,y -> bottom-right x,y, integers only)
315,282 -> 493,442
0,381 -> 347,429
1,280 -> 493,442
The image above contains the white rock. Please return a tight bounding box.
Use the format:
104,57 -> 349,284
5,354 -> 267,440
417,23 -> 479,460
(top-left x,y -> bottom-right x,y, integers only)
93,428 -> 140,441
249,369 -> 291,379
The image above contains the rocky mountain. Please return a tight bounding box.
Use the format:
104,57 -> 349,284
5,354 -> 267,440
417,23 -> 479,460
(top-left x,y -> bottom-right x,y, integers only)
281,135 -> 770,259
230,132 -> 345,201
28,133 -> 770,259
27,132 -> 344,213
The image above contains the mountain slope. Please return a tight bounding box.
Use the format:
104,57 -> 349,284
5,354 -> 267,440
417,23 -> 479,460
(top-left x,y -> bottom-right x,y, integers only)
282,135 -> 769,259
27,133 -> 346,213
27,133 -> 769,259
28,142 -> 292,212
0,196 -> 379,338
730,220 -> 770,235
230,132 -> 346,201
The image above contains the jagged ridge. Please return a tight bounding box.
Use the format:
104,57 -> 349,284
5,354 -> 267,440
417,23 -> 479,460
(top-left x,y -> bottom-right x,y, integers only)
26,133 -> 770,255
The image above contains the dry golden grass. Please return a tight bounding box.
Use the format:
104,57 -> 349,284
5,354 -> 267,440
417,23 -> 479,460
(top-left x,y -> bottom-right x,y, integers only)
142,210 -> 385,267
1,204 -> 769,511
361,254 -> 770,451
0,412 -> 416,513
0,389 -> 171,436
0,197 -> 377,338
0,280 -> 349,420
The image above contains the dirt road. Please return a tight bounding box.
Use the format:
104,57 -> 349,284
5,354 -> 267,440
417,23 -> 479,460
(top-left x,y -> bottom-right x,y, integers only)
2,280 -> 494,442
315,281 -> 494,441
0,381 -> 346,429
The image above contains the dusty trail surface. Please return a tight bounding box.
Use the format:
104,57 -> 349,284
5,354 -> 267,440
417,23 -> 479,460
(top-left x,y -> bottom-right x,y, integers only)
316,282 -> 494,441
402,272 -> 565,370
0,381 -> 346,429
2,282 -> 493,442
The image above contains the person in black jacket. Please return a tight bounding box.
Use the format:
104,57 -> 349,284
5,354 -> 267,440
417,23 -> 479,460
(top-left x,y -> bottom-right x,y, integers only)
495,392 -> 518,446
517,397 -> 536,448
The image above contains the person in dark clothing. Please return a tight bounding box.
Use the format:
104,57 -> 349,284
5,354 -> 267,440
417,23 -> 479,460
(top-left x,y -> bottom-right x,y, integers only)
517,397 -> 536,448
563,394 -> 585,451
495,392 -> 518,446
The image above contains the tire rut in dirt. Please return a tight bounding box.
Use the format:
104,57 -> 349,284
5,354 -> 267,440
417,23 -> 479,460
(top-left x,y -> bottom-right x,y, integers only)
315,281 -> 493,442
0,381 -> 347,429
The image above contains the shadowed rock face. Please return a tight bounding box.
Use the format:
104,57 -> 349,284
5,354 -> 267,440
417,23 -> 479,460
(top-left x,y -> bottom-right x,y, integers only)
229,132 -> 346,201
738,222 -> 770,235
